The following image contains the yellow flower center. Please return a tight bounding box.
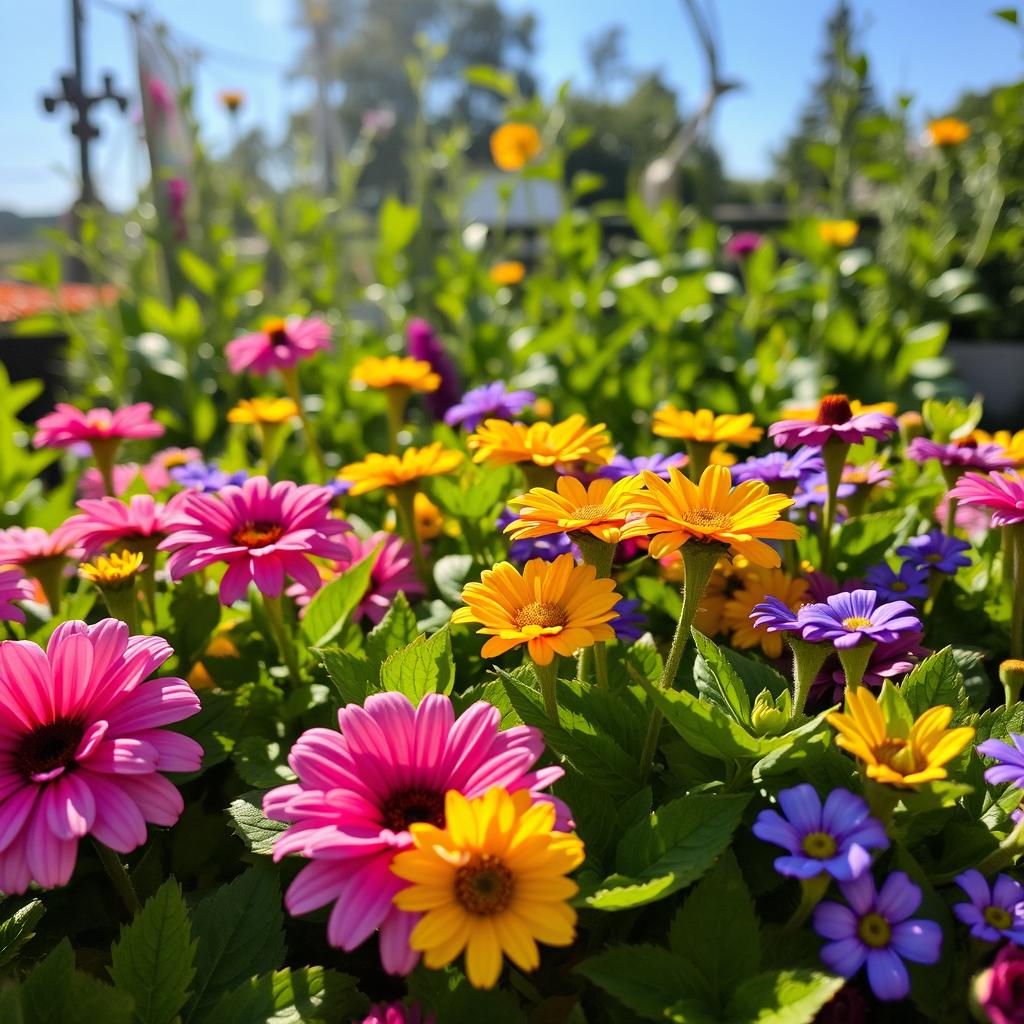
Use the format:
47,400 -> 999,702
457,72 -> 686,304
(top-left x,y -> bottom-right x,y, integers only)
924,553 -> 942,563
681,507 -> 731,529
984,906 -> 1013,930
858,912 -> 891,948
801,831 -> 838,859
890,582 -> 907,592
572,503 -> 614,521
514,601 -> 568,630
232,521 -> 285,548
454,854 -> 515,916
842,616 -> 872,630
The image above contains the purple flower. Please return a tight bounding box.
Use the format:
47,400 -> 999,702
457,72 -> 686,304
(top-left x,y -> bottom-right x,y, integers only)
406,318 -> 461,417
804,570 -> 864,603
906,437 -> 1014,471
723,231 -> 764,259
611,599 -> 646,642
170,461 -> 248,492
770,395 -> 898,451
793,472 -> 856,510
731,448 -> 823,487
753,784 -> 888,881
799,590 -> 921,650
326,477 -> 353,498
842,460 -> 894,489
815,632 -> 928,701
750,596 -> 802,634
864,562 -> 930,602
495,508 -> 574,562
977,734 -> 1024,789
953,870 -> 1024,944
896,531 -> 971,575
598,451 -> 687,482
814,871 -> 942,1002
444,381 -> 535,432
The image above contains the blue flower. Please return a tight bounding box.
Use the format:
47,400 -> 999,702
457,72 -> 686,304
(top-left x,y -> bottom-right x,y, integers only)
953,869 -> 1024,944
731,447 -> 823,486
864,562 -> 930,602
611,599 -> 646,643
749,596 -> 801,634
798,590 -> 921,650
814,871 -> 942,1002
170,461 -> 247,492
792,471 -> 856,509
896,530 -> 971,575
597,452 -> 686,482
977,733 -> 1024,789
443,382 -> 535,432
753,784 -> 888,881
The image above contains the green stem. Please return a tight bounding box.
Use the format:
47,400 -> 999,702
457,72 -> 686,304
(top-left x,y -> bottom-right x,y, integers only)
263,593 -> 302,683
281,367 -> 327,479
789,636 -> 831,718
838,641 -> 877,692
977,813 -> 1024,875
521,463 -> 559,490
384,387 -> 409,454
93,839 -> 141,917
394,485 -> 431,588
30,556 -> 67,616
96,582 -> 142,635
90,438 -> 121,497
819,439 -> 849,574
782,873 -> 830,934
684,441 -> 713,482
1010,525 -> 1024,661
534,658 -> 560,722
574,535 -> 617,688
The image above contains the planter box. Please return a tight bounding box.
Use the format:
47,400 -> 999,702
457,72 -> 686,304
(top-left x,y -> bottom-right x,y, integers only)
945,340 -> 1024,429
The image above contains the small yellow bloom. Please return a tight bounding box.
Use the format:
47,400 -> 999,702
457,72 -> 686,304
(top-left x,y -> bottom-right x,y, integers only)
489,122 -> 542,172
351,355 -> 441,394
723,567 -> 809,658
219,89 -> 245,113
828,687 -> 974,789
628,464 -> 800,568
506,475 -> 649,545
467,415 -> 611,470
413,491 -> 444,541
489,261 -> 526,286
975,429 -> 1024,468
340,444 -> 463,495
452,553 -> 619,665
392,787 -> 585,990
817,219 -> 859,247
227,397 -> 300,425
652,407 -> 763,447
79,549 -> 144,588
926,117 -> 971,147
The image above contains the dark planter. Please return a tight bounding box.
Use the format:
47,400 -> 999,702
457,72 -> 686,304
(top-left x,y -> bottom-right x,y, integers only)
945,340 -> 1024,429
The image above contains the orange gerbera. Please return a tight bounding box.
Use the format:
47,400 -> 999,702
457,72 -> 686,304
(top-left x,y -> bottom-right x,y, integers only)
490,122 -> 542,171
506,475 -> 648,544
340,444 -> 463,495
652,407 -> 763,447
817,219 -> 859,247
351,355 -> 440,394
490,261 -> 526,286
722,567 -> 809,658
467,416 -> 611,470
629,464 -> 800,567
926,117 -> 970,147
451,553 -> 619,665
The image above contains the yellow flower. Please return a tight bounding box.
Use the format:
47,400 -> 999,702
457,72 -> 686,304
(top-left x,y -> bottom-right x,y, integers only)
392,787 -> 584,990
351,355 -> 441,394
490,261 -> 526,286
489,123 -> 542,171
629,464 -> 800,567
817,219 -> 859,247
79,549 -> 144,589
927,117 -> 971,147
975,429 -> 1024,468
506,475 -> 649,545
227,397 -> 300,425
828,687 -> 975,789
652,407 -> 763,447
340,444 -> 463,495
723,568 -> 809,658
413,491 -> 444,540
467,415 -> 611,470
451,553 -> 619,665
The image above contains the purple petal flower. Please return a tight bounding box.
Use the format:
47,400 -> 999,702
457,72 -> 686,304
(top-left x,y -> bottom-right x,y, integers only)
753,784 -> 888,881
814,871 -> 942,1002
813,631 -> 929,703
953,869 -> 1024,944
723,231 -> 764,259
906,437 -> 1014,471
597,451 -> 687,482
406,318 -> 461,417
793,472 -> 857,509
750,596 -> 802,634
170,461 -> 248,492
443,381 -> 535,432
864,562 -> 930,602
770,411 -> 898,450
611,598 -> 647,643
977,734 -> 1024,789
731,448 -> 824,487
896,531 -> 971,575
798,590 -> 921,650
495,507 -> 575,562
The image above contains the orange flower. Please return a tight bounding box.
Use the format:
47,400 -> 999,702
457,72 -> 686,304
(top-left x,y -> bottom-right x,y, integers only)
340,444 -> 463,495
652,407 -> 763,447
467,416 -> 611,470
219,89 -> 245,113
926,117 -> 970,147
490,123 -> 542,171
351,355 -> 440,394
722,567 -> 809,658
489,260 -> 527,286
817,220 -> 859,247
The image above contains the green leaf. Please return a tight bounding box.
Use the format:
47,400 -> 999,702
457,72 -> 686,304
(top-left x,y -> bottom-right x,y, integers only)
366,592 -> 419,664
177,251 -> 218,296
379,627 -> 455,703
995,8 -> 1018,25
317,647 -> 377,705
586,793 -> 750,910
21,939 -> 74,1024
206,967 -> 367,1024
878,680 -> 915,730
463,65 -> 517,97
227,793 -> 287,856
184,867 -> 285,1023
726,970 -> 844,1024
0,899 -> 44,969
645,686 -> 764,760
692,630 -> 752,724
109,880 -> 196,1024
63,974 -> 135,1024
301,547 -> 378,648
233,738 -> 296,790
433,554 -> 474,605
899,647 -> 968,720
378,197 -> 421,255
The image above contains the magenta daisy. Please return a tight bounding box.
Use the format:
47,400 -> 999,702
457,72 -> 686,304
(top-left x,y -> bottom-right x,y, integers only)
949,471 -> 1024,527
32,402 -> 165,450
225,316 -> 331,376
0,619 -> 202,893
907,437 -> 1014,473
769,395 -> 898,450
0,523 -> 85,613
263,691 -> 568,974
0,568 -> 34,623
68,494 -> 178,558
160,476 -> 351,605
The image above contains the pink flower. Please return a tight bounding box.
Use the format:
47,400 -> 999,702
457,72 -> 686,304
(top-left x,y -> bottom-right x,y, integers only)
949,471 -> 1024,528
975,943 -> 1024,1024
346,532 -> 425,624
0,568 -> 34,623
68,494 -> 178,557
263,692 -> 568,974
0,524 -> 84,568
362,1004 -> 434,1024
0,619 -> 202,893
723,231 -> 764,259
769,395 -> 897,450
33,403 -> 164,450
79,460 -> 172,499
907,437 -> 1014,472
160,477 -> 350,605
225,317 -> 331,376
147,76 -> 175,115
166,177 -> 189,241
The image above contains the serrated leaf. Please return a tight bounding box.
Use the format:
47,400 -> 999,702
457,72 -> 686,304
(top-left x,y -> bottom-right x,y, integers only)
317,646 -> 377,705
366,592 -> 419,664
301,548 -> 378,648
64,974 -> 135,1024
899,647 -> 968,720
233,738 -> 296,790
184,867 -> 286,1022
379,627 -> 455,703
0,899 -> 44,969
692,630 -> 752,724
227,793 -> 287,855
109,880 -> 196,1024
726,969 -> 844,1024
645,685 -> 764,760
207,967 -> 367,1024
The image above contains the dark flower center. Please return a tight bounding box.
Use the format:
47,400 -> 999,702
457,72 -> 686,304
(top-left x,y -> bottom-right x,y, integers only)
381,787 -> 446,832
232,520 -> 285,548
816,394 -> 853,426
14,718 -> 86,780
264,318 -> 291,352
454,854 -> 515,915
858,912 -> 891,948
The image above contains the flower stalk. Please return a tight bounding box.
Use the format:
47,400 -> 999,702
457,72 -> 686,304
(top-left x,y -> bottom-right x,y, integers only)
789,635 -> 830,718
263,592 -> 303,683
93,839 -> 141,917
819,438 -> 849,573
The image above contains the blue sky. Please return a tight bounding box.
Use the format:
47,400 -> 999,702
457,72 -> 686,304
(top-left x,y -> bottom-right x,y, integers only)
1,0 -> 1019,216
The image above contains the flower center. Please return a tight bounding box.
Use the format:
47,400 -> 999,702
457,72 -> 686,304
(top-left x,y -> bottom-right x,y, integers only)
842,616 -> 872,630
984,905 -> 1013,930
681,507 -> 731,529
232,520 -> 285,548
14,718 -> 86,781
514,601 -> 568,629
816,394 -> 854,425
572,503 -> 614,521
263,317 -> 290,350
857,912 -> 892,949
801,831 -> 838,859
890,582 -> 907,592
380,787 -> 446,832
454,854 -> 515,916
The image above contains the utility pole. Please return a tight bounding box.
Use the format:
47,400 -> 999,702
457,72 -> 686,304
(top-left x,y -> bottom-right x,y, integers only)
42,0 -> 129,208
307,0 -> 338,194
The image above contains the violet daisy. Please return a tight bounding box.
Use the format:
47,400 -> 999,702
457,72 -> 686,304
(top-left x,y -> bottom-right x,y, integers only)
977,734 -> 1024,789
953,870 -> 1024,944
170,461 -> 248,492
896,531 -> 971,575
864,562 -> 930,602
907,437 -> 1014,472
799,590 -> 921,650
770,395 -> 898,450
731,448 -> 823,489
611,598 -> 647,643
598,451 -> 688,482
444,381 -> 535,432
814,871 -> 942,1002
496,508 -> 575,562
750,596 -> 802,634
753,784 -> 888,881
